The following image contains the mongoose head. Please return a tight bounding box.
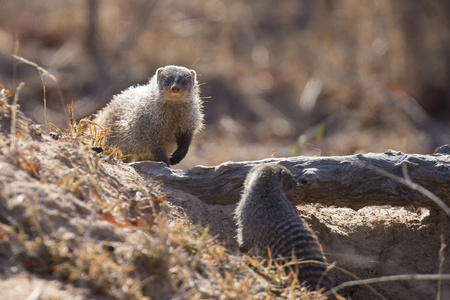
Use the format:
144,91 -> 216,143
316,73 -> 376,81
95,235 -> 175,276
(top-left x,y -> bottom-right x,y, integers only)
245,163 -> 297,195
156,65 -> 197,101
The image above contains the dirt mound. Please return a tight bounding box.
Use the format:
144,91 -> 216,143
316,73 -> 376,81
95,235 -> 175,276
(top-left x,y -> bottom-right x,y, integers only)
0,92 -> 330,299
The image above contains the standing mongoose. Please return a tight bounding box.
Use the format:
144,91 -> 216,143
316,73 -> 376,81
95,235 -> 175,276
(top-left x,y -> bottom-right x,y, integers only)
93,65 -> 204,165
235,163 -> 332,291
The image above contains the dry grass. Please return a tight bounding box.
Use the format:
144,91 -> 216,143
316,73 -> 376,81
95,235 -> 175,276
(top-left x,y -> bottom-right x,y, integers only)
0,83 -> 333,299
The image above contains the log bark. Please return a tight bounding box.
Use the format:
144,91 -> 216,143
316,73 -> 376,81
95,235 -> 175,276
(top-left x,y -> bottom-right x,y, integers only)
131,146 -> 450,211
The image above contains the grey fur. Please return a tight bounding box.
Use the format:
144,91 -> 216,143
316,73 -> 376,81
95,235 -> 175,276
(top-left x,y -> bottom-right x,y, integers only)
94,65 -> 204,165
235,163 -> 332,291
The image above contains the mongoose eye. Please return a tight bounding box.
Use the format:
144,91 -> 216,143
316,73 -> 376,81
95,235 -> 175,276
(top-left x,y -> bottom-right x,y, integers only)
163,77 -> 171,84
181,78 -> 189,87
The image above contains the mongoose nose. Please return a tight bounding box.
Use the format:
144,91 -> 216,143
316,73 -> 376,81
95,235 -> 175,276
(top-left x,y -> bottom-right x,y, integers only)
171,85 -> 180,92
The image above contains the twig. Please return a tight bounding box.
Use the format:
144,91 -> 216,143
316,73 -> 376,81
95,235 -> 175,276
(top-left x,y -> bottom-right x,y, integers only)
12,54 -> 66,120
12,55 -> 57,82
401,161 -> 411,182
13,39 -> 19,90
282,259 -> 387,299
437,235 -> 446,300
24,285 -> 42,300
324,274 -> 450,297
317,261 -> 336,292
10,81 -> 25,151
356,160 -> 450,217
36,66 -> 48,131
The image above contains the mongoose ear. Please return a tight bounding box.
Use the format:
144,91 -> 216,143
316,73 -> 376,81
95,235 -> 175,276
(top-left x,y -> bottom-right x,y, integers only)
281,169 -> 297,191
189,70 -> 197,83
156,68 -> 164,81
286,177 -> 297,191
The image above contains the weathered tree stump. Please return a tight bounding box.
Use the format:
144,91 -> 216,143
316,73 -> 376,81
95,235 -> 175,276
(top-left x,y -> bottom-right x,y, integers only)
131,146 -> 450,211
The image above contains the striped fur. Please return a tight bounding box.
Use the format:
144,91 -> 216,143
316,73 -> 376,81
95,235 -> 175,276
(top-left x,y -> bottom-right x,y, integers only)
235,163 -> 332,291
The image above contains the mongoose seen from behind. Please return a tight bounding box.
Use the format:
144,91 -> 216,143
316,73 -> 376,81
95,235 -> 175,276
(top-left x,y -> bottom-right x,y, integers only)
93,65 -> 204,165
235,163 -> 332,291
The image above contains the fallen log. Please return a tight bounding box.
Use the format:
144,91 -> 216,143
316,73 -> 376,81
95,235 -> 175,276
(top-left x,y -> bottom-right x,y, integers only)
131,146 -> 450,211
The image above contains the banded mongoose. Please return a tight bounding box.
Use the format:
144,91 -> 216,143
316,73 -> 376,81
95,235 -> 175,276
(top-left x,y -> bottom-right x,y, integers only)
235,163 -> 332,291
93,65 -> 204,165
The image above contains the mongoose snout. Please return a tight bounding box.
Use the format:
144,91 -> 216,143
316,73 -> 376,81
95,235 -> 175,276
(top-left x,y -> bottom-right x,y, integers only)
158,66 -> 195,101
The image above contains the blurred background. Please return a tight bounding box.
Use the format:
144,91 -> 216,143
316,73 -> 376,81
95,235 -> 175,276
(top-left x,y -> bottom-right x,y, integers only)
1,0 -> 449,168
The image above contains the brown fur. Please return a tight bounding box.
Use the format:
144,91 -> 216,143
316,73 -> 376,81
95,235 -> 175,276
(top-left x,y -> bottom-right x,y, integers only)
94,65 -> 204,165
